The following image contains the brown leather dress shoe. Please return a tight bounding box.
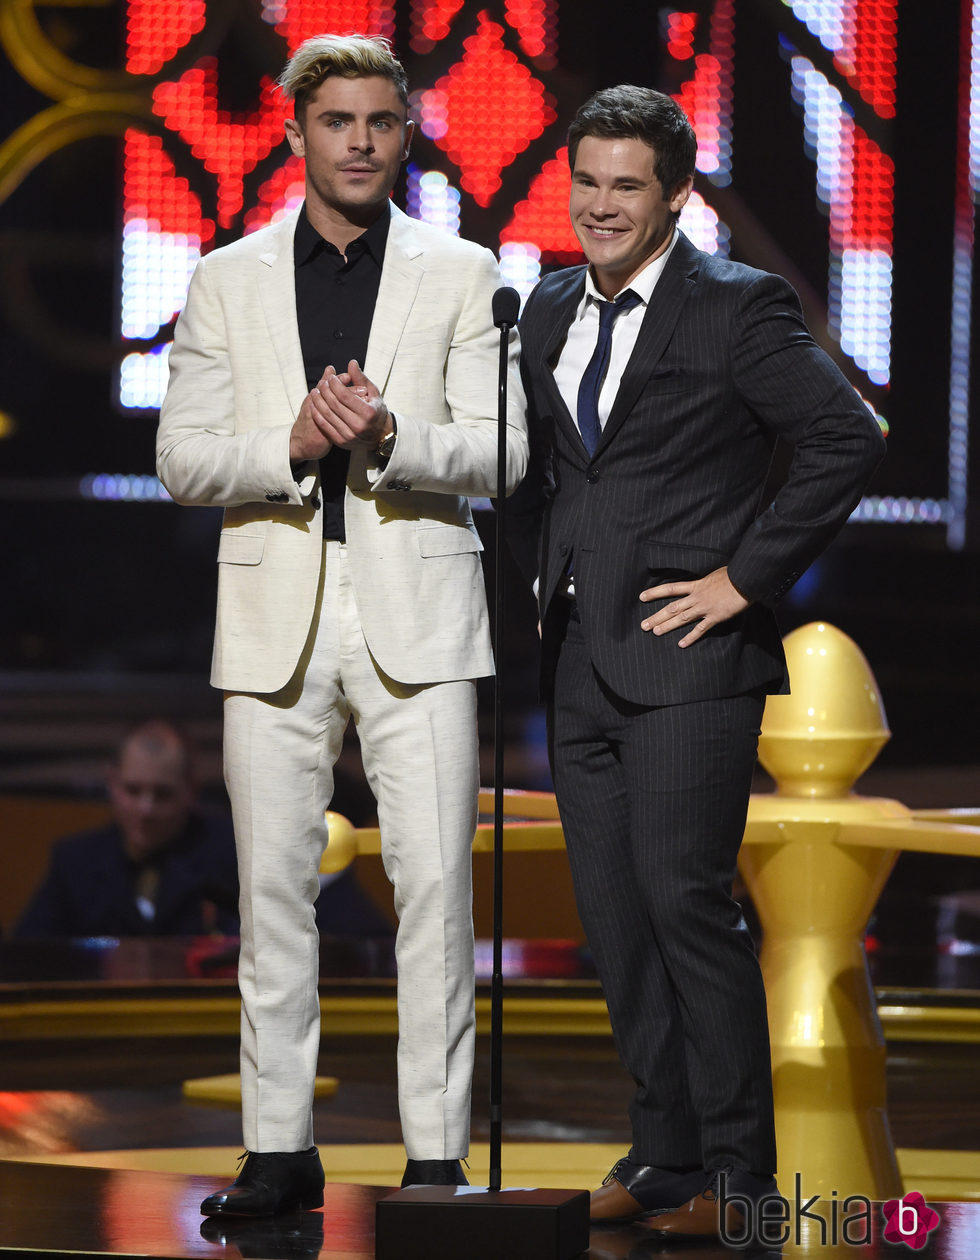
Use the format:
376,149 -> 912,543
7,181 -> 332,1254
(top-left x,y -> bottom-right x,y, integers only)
589,1158 -> 708,1223
649,1168 -> 780,1239
645,1186 -> 738,1236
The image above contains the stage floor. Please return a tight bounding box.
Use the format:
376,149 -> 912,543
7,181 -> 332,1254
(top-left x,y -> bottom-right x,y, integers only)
1,1154 -> 977,1260
2,1155 -> 979,1259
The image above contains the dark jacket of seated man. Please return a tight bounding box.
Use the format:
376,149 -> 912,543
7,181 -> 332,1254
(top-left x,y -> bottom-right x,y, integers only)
13,813 -> 395,940
14,811 -> 240,939
14,719 -> 394,942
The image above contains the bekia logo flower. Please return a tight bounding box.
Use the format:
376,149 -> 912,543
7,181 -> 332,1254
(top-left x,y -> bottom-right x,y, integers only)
882,1192 -> 941,1249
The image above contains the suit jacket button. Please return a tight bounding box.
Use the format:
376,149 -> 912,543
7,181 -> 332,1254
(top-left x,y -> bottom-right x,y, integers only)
310,494 -> 321,510
586,469 -> 599,484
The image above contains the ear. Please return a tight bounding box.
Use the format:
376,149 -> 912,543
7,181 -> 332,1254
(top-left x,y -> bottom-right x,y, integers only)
284,116 -> 305,158
668,175 -> 694,214
402,118 -> 415,162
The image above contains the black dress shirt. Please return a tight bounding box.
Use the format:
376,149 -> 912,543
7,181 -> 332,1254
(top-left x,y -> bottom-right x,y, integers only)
294,203 -> 389,539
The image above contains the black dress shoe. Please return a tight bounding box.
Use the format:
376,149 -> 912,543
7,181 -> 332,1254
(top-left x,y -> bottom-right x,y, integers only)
400,1159 -> 469,1187
590,1158 -> 708,1222
200,1147 -> 325,1217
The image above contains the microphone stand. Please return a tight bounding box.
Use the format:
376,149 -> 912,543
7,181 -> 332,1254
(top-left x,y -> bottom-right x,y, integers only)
488,284 -> 520,1194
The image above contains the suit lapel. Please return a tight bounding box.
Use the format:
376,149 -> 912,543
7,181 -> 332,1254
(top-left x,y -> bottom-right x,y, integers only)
256,211 -> 308,422
255,202 -> 426,418
592,234 -> 700,456
535,268 -> 589,456
365,203 -> 423,392
596,232 -> 701,452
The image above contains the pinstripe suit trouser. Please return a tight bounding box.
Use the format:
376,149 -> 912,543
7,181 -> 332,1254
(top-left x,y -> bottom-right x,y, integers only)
549,605 -> 777,1175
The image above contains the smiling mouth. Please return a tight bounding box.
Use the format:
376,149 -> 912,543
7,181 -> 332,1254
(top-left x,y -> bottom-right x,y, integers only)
583,225 -> 625,236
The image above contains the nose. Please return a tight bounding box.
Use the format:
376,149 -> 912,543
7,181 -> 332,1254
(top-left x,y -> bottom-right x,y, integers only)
349,123 -> 375,152
134,789 -> 157,816
589,190 -> 616,219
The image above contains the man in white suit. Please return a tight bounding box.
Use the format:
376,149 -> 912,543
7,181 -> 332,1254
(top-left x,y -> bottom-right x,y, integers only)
156,33 -> 527,1216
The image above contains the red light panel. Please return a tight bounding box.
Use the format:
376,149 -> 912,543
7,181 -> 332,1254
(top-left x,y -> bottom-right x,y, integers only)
244,154 -> 307,234
410,0 -> 465,54
126,0 -> 206,75
420,14 -> 555,206
674,54 -> 722,149
124,128 -> 210,242
840,126 -> 894,252
666,10 -> 697,61
505,0 -> 558,66
501,147 -> 581,261
152,59 -> 289,229
834,0 -> 897,119
270,0 -> 395,51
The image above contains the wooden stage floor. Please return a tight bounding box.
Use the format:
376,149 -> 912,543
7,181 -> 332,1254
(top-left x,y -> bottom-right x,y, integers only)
3,1156 -> 980,1259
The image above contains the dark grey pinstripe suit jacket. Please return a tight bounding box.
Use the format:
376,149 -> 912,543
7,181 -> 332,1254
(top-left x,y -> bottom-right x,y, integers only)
508,231 -> 886,705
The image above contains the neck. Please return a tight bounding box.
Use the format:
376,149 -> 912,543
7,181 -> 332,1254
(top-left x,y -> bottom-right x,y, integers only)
304,197 -> 389,256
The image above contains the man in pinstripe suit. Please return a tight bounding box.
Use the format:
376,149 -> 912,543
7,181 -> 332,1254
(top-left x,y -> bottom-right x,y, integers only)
508,86 -> 885,1238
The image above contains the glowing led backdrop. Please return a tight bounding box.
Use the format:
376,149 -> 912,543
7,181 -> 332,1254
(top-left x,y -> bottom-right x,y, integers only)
102,1 -> 975,543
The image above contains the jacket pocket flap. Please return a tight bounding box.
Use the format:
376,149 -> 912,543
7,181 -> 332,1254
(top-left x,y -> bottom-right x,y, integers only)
416,524 -> 483,558
217,532 -> 265,565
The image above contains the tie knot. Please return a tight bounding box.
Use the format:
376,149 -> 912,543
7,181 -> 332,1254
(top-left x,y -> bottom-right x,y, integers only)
596,289 -> 642,328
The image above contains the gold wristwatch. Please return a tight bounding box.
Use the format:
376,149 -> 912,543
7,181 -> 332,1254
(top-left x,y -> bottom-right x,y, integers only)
375,416 -> 397,461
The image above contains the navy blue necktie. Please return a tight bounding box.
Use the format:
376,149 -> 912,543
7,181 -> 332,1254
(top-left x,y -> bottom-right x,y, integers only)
576,289 -> 643,455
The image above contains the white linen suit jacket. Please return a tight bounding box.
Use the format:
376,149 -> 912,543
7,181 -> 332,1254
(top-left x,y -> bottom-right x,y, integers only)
157,203 -> 528,695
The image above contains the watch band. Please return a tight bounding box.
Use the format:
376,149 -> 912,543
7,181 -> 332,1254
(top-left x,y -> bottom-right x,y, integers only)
375,414 -> 397,460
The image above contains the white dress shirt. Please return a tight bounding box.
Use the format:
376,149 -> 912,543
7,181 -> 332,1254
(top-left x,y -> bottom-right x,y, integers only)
544,231 -> 680,599
554,229 -> 680,431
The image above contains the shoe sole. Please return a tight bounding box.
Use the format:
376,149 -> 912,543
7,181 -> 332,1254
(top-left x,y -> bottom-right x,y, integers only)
590,1200 -> 690,1226
201,1192 -> 324,1217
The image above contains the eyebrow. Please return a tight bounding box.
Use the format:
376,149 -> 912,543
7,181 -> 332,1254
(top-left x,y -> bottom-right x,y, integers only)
314,109 -> 403,124
572,169 -> 651,185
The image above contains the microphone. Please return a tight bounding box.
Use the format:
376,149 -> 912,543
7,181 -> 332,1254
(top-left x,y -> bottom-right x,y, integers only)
492,286 -> 521,330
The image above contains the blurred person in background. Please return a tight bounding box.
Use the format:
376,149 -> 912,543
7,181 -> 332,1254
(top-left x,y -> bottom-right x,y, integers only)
14,720 -> 393,942
15,721 -> 238,938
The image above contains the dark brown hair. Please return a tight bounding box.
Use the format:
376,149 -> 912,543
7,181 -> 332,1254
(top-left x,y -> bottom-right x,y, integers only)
567,85 -> 697,199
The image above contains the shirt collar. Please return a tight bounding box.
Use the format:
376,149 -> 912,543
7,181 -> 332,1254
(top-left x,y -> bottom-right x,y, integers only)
582,226 -> 681,311
294,200 -> 391,266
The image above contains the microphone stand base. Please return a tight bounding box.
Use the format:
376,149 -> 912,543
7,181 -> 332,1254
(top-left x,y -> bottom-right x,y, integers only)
375,1185 -> 590,1260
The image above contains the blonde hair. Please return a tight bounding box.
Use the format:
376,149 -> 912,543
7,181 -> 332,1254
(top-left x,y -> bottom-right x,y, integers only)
278,33 -> 409,121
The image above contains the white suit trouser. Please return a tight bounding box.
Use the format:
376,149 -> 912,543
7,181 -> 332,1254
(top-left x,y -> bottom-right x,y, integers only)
223,541 -> 477,1157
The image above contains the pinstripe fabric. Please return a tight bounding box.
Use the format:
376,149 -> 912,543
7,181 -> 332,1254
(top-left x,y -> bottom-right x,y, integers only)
552,607 -> 773,1170
508,231 -> 886,705
508,229 -> 886,1177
